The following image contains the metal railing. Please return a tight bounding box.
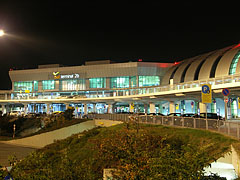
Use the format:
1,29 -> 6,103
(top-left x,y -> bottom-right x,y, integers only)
87,113 -> 240,139
2,73 -> 240,101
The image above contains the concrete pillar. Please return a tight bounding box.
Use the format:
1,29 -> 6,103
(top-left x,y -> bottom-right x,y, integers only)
55,80 -> 59,91
1,104 -> 6,115
81,104 -> 84,115
93,103 -> 96,113
107,104 -> 113,114
199,102 -> 207,113
149,102 -> 156,113
65,103 -> 69,110
136,76 -> 139,87
23,103 -> 28,115
46,103 -> 51,114
38,81 -> 42,91
144,104 -> 148,114
84,103 -> 88,115
169,101 -> 175,114
85,79 -> 90,89
106,77 -> 110,89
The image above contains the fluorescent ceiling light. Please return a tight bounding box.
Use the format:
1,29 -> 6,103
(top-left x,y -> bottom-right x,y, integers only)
213,89 -> 222,93
150,96 -> 157,99
175,93 -> 185,96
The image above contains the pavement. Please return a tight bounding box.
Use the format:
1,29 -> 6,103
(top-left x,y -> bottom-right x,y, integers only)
0,142 -> 36,167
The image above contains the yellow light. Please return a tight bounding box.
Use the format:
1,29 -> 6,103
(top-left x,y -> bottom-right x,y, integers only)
0,30 -> 4,36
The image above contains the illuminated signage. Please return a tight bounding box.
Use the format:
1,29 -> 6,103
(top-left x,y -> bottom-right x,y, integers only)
53,72 -> 79,79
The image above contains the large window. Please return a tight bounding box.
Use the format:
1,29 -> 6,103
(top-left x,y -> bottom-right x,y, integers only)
130,76 -> 137,87
14,81 -> 33,92
42,80 -> 55,90
229,51 -> 240,75
110,76 -> 129,88
89,78 -> 106,88
139,76 -> 160,87
60,79 -> 85,91
33,81 -> 38,91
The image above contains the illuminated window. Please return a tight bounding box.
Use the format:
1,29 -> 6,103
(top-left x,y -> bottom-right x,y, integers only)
139,76 -> 160,87
89,78 -> 106,88
33,81 -> 38,91
229,51 -> 240,75
130,76 -> 137,87
60,79 -> 85,91
42,80 -> 55,90
110,76 -> 129,88
14,81 -> 33,92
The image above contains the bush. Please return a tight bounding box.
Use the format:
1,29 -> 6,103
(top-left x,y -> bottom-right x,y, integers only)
10,124 -> 230,179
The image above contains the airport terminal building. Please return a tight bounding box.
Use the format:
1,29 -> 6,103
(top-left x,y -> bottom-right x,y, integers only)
1,44 -> 240,118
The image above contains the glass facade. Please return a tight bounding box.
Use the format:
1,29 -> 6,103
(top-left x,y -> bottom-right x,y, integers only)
60,79 -> 85,91
110,76 -> 129,88
42,80 -> 55,90
229,51 -> 240,75
130,76 -> 137,87
89,78 -> 106,88
139,76 -> 160,87
14,81 -> 33,92
33,81 -> 38,92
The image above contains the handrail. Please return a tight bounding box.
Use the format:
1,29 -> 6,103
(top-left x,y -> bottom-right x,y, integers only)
87,113 -> 240,140
3,73 -> 240,101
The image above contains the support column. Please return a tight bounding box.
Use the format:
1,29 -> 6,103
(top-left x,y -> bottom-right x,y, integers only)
199,102 -> 207,113
149,102 -> 156,114
84,103 -> 88,115
93,103 -> 96,113
1,104 -> 6,115
107,104 -> 113,114
65,103 -> 69,110
23,103 -> 28,115
46,103 -> 51,114
144,104 -> 148,114
169,101 -> 175,114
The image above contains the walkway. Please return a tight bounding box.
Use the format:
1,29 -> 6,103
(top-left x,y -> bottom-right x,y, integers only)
0,142 -> 35,167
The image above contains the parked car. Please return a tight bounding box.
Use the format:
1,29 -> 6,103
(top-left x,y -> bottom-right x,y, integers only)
26,112 -> 36,118
147,113 -> 165,116
167,113 -> 182,117
9,111 -> 21,116
192,113 -> 224,128
193,113 -> 224,120
183,113 -> 195,117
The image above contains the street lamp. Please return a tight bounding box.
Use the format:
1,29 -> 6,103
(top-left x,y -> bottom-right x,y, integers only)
0,29 -> 5,37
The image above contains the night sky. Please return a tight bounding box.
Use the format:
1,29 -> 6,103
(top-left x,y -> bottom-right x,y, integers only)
0,1 -> 239,89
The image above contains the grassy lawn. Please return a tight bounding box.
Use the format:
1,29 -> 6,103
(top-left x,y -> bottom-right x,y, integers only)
9,123 -> 238,180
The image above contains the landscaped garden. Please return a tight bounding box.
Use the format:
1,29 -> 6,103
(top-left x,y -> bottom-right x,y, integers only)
5,120 -> 239,180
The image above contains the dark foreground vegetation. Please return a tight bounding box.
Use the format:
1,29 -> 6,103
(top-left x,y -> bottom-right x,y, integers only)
0,108 -> 87,140
4,120 -> 238,180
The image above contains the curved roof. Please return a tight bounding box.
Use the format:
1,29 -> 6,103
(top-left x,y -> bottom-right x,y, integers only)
162,44 -> 240,85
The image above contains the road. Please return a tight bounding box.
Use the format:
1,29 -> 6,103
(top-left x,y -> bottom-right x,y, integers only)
0,142 -> 35,167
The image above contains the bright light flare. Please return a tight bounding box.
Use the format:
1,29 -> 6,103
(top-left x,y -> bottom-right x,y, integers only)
0,30 -> 5,36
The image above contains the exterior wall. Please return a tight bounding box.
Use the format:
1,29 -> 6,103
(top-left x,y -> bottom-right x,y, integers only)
161,65 -> 180,85
172,57 -> 196,83
215,46 -> 240,78
10,62 -> 172,82
9,62 -> 173,92
184,52 -> 214,82
198,48 -> 228,80
162,44 -> 240,85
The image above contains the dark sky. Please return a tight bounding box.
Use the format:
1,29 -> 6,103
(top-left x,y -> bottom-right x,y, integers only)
0,1 -> 239,89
